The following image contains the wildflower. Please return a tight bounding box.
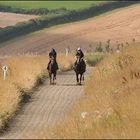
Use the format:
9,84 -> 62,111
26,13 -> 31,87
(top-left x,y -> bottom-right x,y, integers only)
81,112 -> 89,119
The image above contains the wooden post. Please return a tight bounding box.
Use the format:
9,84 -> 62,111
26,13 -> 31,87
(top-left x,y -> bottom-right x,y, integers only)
2,65 -> 8,80
65,48 -> 69,56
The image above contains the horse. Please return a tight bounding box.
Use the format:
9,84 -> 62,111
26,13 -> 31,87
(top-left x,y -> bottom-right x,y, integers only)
74,55 -> 86,85
47,56 -> 58,85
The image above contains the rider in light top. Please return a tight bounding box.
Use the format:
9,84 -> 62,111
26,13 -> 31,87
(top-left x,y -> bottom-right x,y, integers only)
74,47 -> 86,82
76,47 -> 84,60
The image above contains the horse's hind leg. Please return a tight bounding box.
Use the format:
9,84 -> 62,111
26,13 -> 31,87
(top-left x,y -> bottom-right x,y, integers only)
52,73 -> 54,84
76,73 -> 79,84
49,73 -> 52,85
54,72 -> 56,80
79,74 -> 82,85
54,72 -> 57,84
52,73 -> 56,85
83,74 -> 84,81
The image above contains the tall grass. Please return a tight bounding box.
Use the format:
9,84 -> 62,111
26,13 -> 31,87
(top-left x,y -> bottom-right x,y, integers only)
0,53 -> 74,132
43,45 -> 140,139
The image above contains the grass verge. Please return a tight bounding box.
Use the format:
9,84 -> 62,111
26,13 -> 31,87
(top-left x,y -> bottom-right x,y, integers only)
0,53 -> 74,133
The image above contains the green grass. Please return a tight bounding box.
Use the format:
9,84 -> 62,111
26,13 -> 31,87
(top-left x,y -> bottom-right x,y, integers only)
0,1 -> 102,10
85,53 -> 104,66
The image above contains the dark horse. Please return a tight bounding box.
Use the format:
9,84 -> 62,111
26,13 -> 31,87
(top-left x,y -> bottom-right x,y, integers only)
47,56 -> 58,85
74,55 -> 86,85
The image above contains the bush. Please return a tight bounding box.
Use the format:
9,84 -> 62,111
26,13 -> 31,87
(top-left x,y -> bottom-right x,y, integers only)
85,54 -> 104,66
95,46 -> 103,52
0,4 -> 69,15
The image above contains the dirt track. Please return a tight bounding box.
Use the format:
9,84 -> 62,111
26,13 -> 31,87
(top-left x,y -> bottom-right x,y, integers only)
0,12 -> 38,28
0,67 -> 92,139
0,4 -> 140,55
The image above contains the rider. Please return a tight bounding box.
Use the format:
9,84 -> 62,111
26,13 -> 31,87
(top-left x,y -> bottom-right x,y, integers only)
75,47 -> 86,73
47,48 -> 58,70
76,47 -> 84,60
49,48 -> 57,61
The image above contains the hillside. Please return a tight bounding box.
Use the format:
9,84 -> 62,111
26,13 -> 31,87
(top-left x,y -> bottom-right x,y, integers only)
0,4 -> 139,55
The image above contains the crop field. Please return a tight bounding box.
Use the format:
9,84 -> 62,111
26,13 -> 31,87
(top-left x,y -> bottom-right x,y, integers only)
0,1 -> 102,10
0,12 -> 38,28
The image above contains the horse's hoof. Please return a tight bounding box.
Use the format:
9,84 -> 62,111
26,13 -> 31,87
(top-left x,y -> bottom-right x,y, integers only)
77,82 -> 82,86
76,82 -> 79,85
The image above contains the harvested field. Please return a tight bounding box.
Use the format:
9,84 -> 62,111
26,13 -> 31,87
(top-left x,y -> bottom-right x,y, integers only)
0,4 -> 140,55
0,12 -> 38,28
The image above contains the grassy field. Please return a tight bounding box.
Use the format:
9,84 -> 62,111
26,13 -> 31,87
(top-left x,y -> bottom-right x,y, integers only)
0,1 -> 102,10
0,53 -> 74,132
42,44 -> 140,139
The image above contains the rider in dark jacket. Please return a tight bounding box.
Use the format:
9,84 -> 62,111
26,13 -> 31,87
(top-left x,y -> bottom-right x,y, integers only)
49,48 -> 57,61
47,48 -> 58,70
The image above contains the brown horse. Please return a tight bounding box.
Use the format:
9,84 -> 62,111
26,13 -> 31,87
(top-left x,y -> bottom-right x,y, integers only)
47,56 -> 58,85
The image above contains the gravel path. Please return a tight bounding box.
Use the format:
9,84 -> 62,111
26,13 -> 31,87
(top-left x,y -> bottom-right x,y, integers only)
0,67 -> 92,139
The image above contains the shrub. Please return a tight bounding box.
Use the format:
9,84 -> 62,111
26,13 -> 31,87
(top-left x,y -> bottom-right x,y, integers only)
95,46 -> 103,52
85,54 -> 104,66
